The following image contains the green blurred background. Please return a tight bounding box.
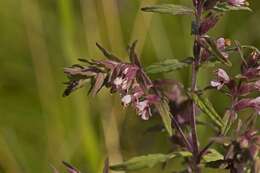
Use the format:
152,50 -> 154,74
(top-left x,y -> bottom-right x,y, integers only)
0,0 -> 259,173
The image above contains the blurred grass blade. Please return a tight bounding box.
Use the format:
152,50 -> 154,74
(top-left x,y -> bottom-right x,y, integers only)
190,93 -> 224,129
145,58 -> 191,74
130,0 -> 159,53
58,0 -> 101,171
155,101 -> 173,136
141,4 -> 194,16
100,0 -> 126,56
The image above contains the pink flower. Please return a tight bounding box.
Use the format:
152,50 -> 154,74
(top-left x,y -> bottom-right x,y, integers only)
228,0 -> 246,6
210,68 -> 230,90
114,77 -> 123,86
121,95 -> 132,106
216,38 -> 229,59
64,42 -> 159,120
136,100 -> 150,120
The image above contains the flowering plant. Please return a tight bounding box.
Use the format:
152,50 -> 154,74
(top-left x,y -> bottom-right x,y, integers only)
61,0 -> 259,172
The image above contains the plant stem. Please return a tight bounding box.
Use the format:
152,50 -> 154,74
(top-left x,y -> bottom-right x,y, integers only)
171,115 -> 193,152
190,0 -> 204,172
191,59 -> 200,172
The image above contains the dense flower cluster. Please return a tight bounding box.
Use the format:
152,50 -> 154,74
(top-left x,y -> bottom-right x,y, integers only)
216,128 -> 260,172
210,50 -> 260,115
63,43 -> 160,120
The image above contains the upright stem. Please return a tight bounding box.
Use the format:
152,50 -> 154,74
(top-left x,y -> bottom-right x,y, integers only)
190,0 -> 203,172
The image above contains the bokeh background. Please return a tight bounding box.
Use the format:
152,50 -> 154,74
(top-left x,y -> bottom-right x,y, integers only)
0,0 -> 260,173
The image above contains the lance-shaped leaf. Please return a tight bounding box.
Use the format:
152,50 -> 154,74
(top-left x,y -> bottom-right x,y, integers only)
110,151 -> 192,171
155,101 -> 173,136
204,37 -> 232,67
213,3 -> 252,12
141,4 -> 194,16
234,40 -> 247,65
96,43 -> 121,62
190,93 -> 224,129
145,59 -> 190,74
221,110 -> 236,135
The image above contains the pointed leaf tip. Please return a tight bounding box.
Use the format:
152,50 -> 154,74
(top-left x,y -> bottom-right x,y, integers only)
96,42 -> 121,62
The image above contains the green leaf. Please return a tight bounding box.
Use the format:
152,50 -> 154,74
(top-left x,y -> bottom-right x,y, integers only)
155,101 -> 173,136
110,151 -> 192,171
202,149 -> 224,163
221,110 -> 235,135
214,3 -> 252,12
110,153 -> 175,171
204,37 -> 232,67
175,151 -> 193,157
145,59 -> 190,74
200,61 -> 221,68
190,93 -> 224,129
141,4 -> 194,16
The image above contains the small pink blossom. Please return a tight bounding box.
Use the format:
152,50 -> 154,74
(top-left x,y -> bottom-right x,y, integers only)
228,0 -> 246,7
211,68 -> 230,90
121,95 -> 132,106
136,100 -> 150,120
114,77 -> 123,86
216,38 -> 229,59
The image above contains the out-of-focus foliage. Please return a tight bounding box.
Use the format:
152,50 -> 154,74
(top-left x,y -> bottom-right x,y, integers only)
0,0 -> 260,173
